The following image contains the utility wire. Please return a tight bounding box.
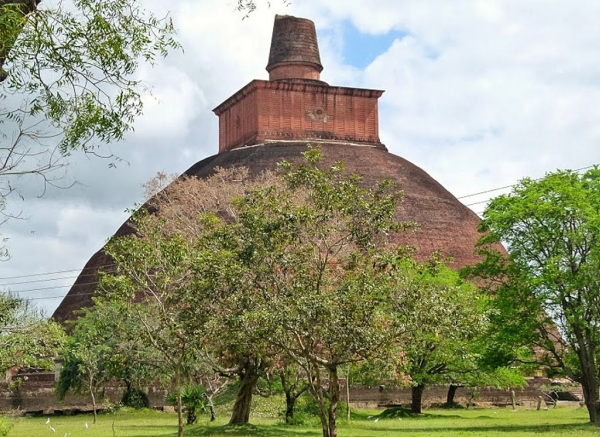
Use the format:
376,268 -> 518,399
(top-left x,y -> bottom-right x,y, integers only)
28,292 -> 96,301
2,280 -> 101,295
0,264 -> 114,283
1,275 -> 79,286
456,164 -> 597,200
0,265 -> 113,281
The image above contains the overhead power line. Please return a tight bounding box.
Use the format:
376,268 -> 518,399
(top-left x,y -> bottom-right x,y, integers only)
1,280 -> 100,295
456,164 -> 597,200
1,275 -> 79,287
0,264 -> 114,283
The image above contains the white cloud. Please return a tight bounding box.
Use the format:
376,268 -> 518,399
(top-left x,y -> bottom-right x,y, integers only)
134,66 -> 207,141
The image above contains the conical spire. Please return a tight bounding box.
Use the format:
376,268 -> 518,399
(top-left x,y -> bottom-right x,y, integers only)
266,15 -> 323,81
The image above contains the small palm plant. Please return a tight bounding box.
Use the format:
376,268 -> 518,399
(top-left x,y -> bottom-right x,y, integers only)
166,385 -> 210,425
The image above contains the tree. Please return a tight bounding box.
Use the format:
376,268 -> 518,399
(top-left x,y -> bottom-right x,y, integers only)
57,300 -> 156,417
470,167 -> 600,425
99,216 -> 206,437
57,316 -> 111,424
97,148 -> 419,436
99,167 -> 281,431
204,148 -> 412,437
0,293 -> 64,375
388,257 -> 490,413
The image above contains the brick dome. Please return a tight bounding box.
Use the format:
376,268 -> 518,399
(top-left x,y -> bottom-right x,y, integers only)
52,142 -> 486,323
52,16 -> 492,323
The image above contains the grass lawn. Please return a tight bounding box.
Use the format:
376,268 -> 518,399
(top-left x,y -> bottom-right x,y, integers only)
4,405 -> 597,437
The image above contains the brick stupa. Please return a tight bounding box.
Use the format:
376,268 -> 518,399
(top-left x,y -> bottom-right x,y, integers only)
53,15 -> 487,323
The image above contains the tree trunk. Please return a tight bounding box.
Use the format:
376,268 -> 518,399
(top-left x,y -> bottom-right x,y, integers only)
574,331 -> 600,425
173,369 -> 183,437
90,390 -> 97,424
580,361 -> 600,425
327,365 -> 340,437
307,364 -> 330,437
89,376 -> 97,424
281,374 -> 308,423
186,409 -> 196,425
229,361 -> 259,425
411,384 -> 425,414
446,384 -> 459,406
285,392 -> 295,423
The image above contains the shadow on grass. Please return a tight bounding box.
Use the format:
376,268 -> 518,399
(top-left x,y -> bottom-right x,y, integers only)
371,407 -> 462,420
123,421 -> 597,437
350,421 -> 596,435
166,423 -> 319,437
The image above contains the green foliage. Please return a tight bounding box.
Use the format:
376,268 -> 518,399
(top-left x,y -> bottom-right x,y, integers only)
468,167 -> 600,424
201,147 -> 415,436
2,0 -> 179,152
0,293 -> 64,375
166,385 -> 209,425
0,0 -> 179,224
386,256 -> 498,394
57,300 -> 156,423
121,387 -> 149,409
57,312 -> 113,422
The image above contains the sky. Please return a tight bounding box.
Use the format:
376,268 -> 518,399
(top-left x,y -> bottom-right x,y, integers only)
2,0 -> 600,315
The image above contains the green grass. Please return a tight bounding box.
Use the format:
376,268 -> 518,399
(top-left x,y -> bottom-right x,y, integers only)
3,405 -> 597,437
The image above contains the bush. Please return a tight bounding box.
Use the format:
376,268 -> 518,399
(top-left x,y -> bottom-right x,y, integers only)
165,385 -> 209,425
121,387 -> 150,409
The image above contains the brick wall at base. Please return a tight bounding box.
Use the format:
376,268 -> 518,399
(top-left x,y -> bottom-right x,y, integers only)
0,374 -> 573,413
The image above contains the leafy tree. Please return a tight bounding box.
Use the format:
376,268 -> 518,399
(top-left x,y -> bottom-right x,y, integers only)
99,218 -> 206,437
469,167 -> 600,425
99,167 -> 280,432
203,148 -> 412,437
57,319 -> 111,424
0,293 -> 64,375
388,257 -> 490,413
97,148 -> 420,436
57,300 -> 155,415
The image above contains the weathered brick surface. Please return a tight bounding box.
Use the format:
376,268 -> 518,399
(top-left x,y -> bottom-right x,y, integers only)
53,142 -> 500,322
214,80 -> 383,152
0,377 -> 168,413
0,375 -> 570,413
266,15 -> 322,81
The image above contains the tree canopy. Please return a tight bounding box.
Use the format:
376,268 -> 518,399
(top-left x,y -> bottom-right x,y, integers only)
0,293 -> 64,377
469,167 -> 600,425
0,0 -> 179,218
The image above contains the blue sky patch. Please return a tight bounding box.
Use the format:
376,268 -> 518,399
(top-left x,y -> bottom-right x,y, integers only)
338,21 -> 408,69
